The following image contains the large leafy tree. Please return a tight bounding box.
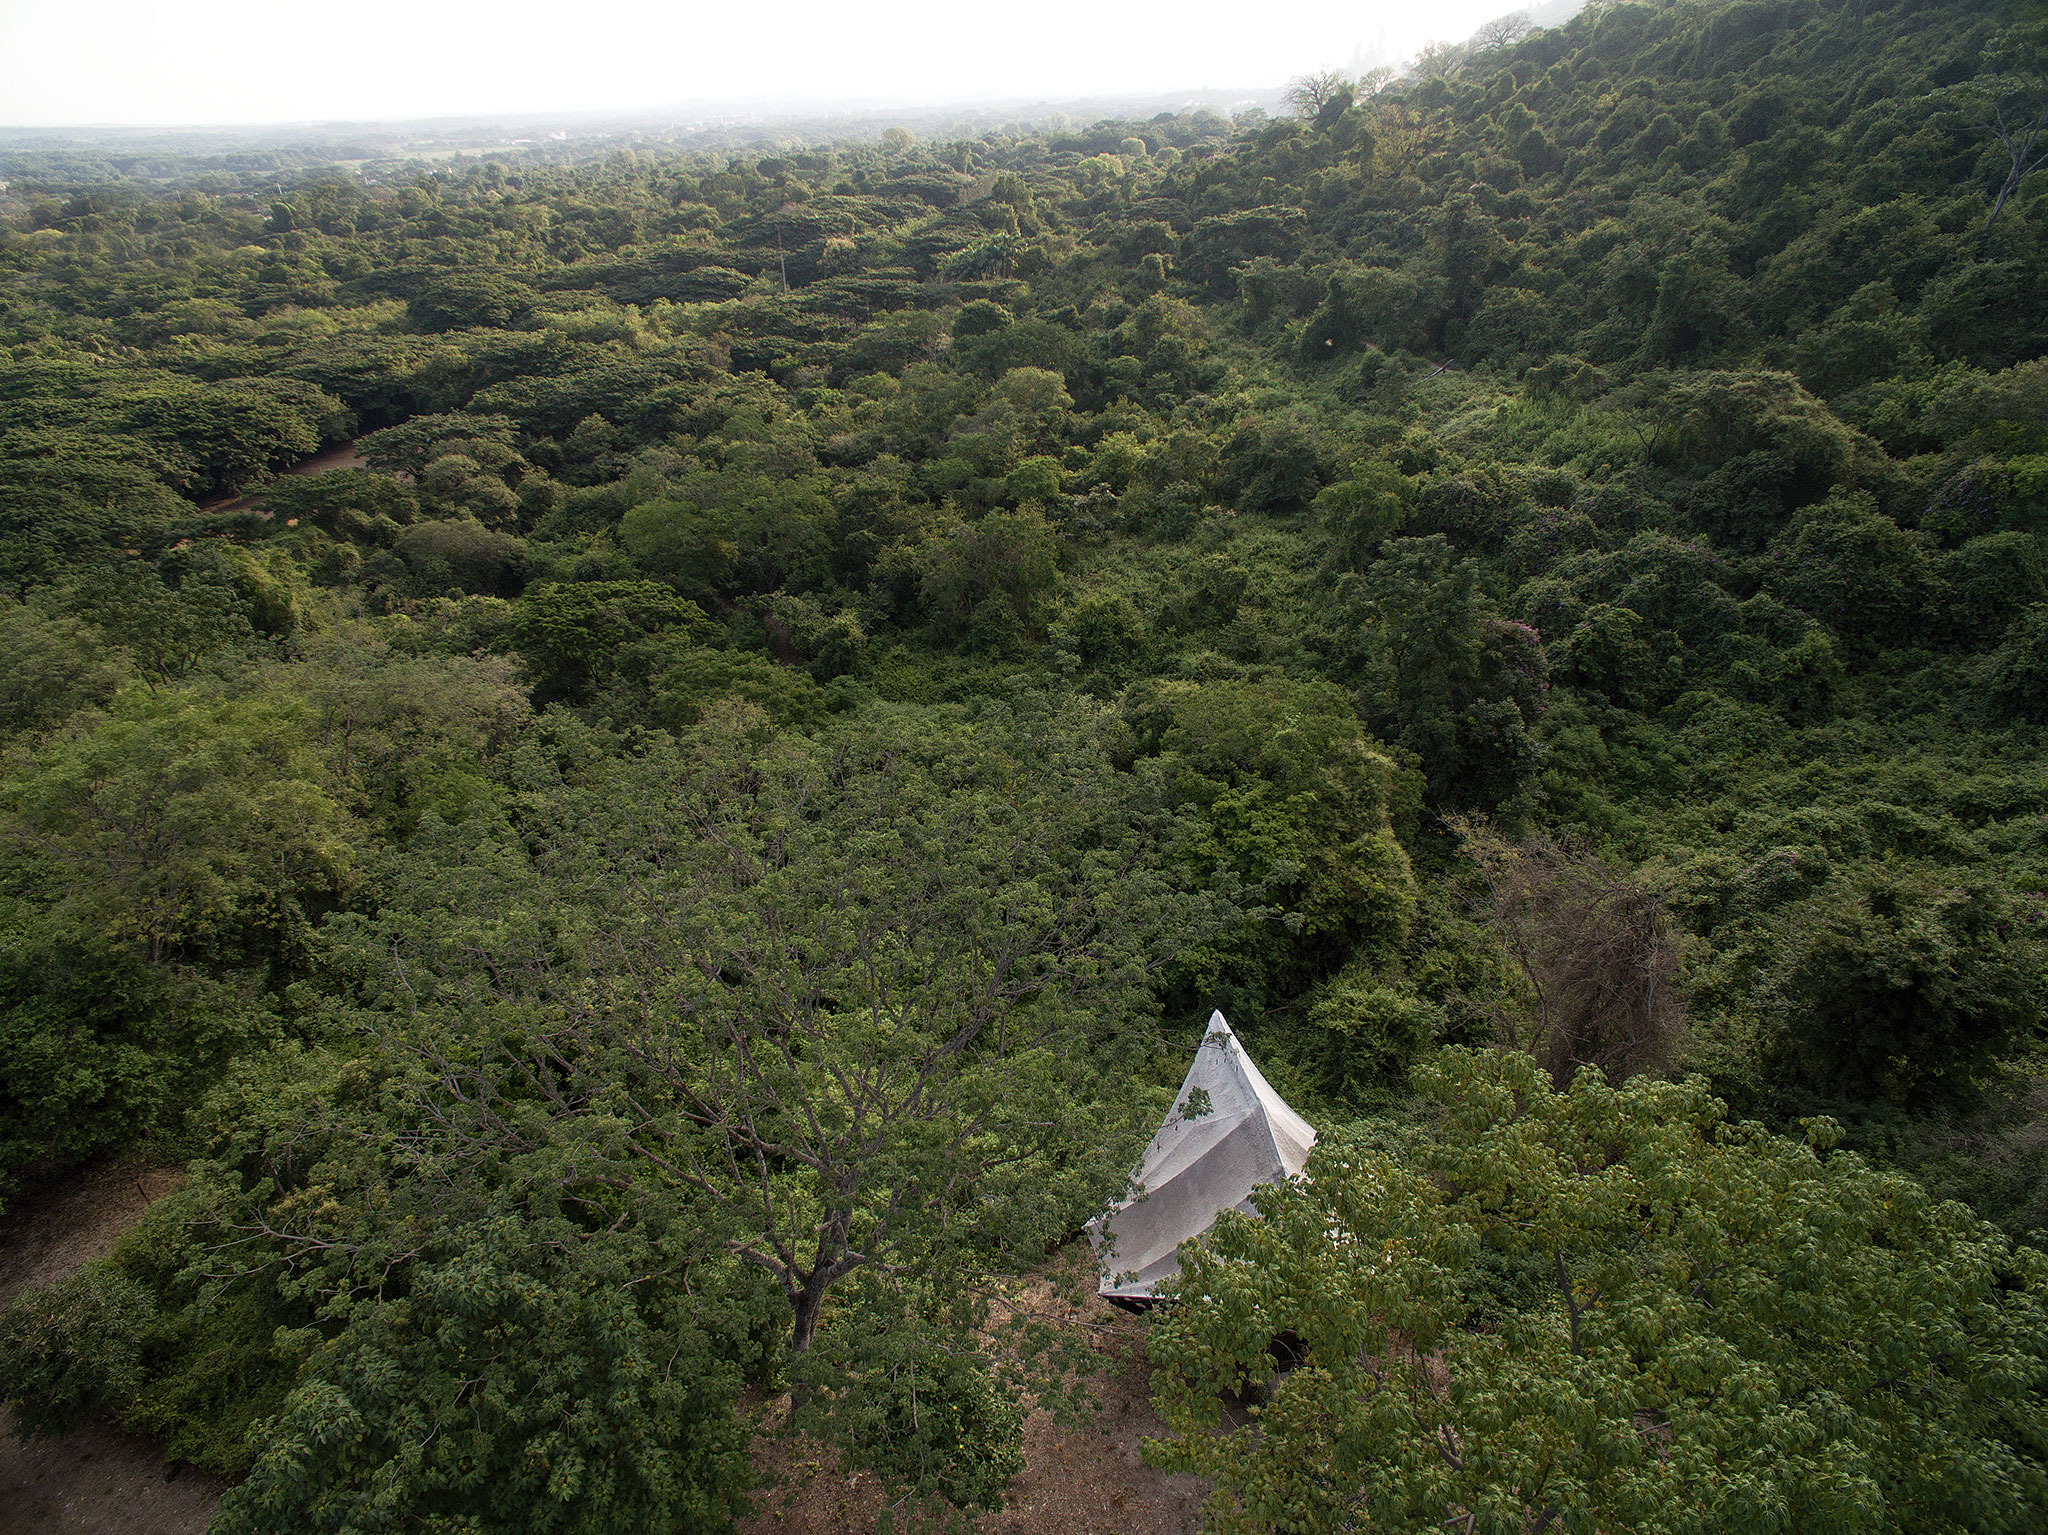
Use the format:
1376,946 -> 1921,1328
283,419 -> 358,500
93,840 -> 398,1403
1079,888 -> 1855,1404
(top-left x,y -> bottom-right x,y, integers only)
1130,676 -> 1416,1016
211,1217 -> 758,1535
324,700 -> 1212,1355
0,688 -> 355,1202
1147,1049 -> 2048,1535
18,1045 -> 776,1535
1346,536 -> 1549,812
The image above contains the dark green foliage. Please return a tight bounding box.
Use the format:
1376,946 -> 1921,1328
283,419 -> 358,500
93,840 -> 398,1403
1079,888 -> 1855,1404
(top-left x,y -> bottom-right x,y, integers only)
1768,866 -> 2043,1105
68,556 -> 253,684
1349,536 -> 1549,812
252,471 -> 420,547
1989,604 -> 2048,719
0,1263 -> 156,1437
3,4 -> 2048,1521
790,1281 -> 1025,1516
918,507 -> 1060,647
640,645 -> 828,730
0,446 -> 193,587
1765,491 -> 1933,651
378,518 -> 526,598
1132,676 -> 1415,1015
1316,459 -> 1418,568
1293,966 -> 1442,1105
407,271 -> 542,333
508,579 -> 711,705
1218,411 -> 1331,515
213,1230 -> 756,1535
0,950 -> 261,1205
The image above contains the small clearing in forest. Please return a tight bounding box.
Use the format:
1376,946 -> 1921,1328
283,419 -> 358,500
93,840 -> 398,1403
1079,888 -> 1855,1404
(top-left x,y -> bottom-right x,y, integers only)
0,1163 -> 223,1535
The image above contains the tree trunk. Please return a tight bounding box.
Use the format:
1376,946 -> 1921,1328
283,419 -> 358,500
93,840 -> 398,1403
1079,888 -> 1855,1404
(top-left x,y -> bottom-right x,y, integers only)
786,1274 -> 834,1417
790,1204 -> 853,1355
790,1277 -> 827,1354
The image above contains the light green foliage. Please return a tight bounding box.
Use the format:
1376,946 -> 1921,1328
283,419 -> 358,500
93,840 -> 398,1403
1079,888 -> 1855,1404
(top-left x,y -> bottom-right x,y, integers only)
642,644 -> 827,730
1,688 -> 351,964
1316,459 -> 1417,568
0,686 -> 351,1194
1148,1049 -> 2048,1535
286,626 -> 526,831
0,596 -> 128,735
1137,676 -> 1415,1014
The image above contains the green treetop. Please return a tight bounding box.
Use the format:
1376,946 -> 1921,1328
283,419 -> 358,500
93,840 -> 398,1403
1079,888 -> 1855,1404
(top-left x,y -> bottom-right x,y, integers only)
1147,1048 -> 2048,1535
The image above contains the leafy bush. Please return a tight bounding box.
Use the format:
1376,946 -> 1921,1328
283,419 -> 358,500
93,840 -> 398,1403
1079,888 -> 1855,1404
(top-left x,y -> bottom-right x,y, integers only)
791,1283 -> 1025,1516
1768,868 -> 2044,1106
0,1263 -> 155,1436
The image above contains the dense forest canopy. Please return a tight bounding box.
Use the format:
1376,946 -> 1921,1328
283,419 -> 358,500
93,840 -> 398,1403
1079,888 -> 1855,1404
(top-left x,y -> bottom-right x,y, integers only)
1,0 -> 2046,1530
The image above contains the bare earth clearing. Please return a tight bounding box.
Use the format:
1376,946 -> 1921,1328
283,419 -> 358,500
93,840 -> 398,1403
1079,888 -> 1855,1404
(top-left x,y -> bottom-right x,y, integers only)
0,1164 -> 222,1535
0,1169 -> 1204,1535
198,439 -> 369,515
741,1286 -> 1206,1535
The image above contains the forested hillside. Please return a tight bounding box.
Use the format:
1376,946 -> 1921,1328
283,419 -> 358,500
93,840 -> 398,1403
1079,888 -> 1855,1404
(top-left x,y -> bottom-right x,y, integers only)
2,1 -> 2046,1530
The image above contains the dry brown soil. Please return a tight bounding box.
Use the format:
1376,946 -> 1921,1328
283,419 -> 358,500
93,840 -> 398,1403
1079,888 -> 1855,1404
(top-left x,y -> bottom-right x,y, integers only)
0,1163 -> 224,1535
0,1171 -> 1204,1535
740,1288 -> 1207,1535
198,439 -> 368,515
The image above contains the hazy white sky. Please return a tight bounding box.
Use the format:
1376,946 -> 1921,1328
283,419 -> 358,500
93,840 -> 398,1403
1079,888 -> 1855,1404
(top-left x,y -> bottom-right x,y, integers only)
0,0 -> 1521,126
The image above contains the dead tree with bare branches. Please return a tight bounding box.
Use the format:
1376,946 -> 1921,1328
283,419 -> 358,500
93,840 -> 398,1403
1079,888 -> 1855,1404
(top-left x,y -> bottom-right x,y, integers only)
1980,85 -> 2048,226
1285,70 -> 1352,123
1470,12 -> 1534,56
1450,815 -> 1686,1086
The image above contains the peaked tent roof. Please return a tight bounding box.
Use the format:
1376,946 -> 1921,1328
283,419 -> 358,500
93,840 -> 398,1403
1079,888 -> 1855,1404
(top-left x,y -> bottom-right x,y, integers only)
1085,1010 -> 1316,1301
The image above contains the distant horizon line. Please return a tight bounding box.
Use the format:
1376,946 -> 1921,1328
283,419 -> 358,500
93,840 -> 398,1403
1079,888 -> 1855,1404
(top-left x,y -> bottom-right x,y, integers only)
0,84 -> 1303,139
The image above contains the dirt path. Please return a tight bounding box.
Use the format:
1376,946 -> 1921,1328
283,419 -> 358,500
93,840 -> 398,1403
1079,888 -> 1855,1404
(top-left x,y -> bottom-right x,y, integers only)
198,439 -> 368,515
0,1419 -> 223,1535
0,1164 -> 224,1535
0,1165 -> 182,1304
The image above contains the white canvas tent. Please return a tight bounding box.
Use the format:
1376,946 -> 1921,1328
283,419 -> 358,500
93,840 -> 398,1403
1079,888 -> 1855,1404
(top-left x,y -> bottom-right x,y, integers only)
1086,1010 -> 1316,1304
